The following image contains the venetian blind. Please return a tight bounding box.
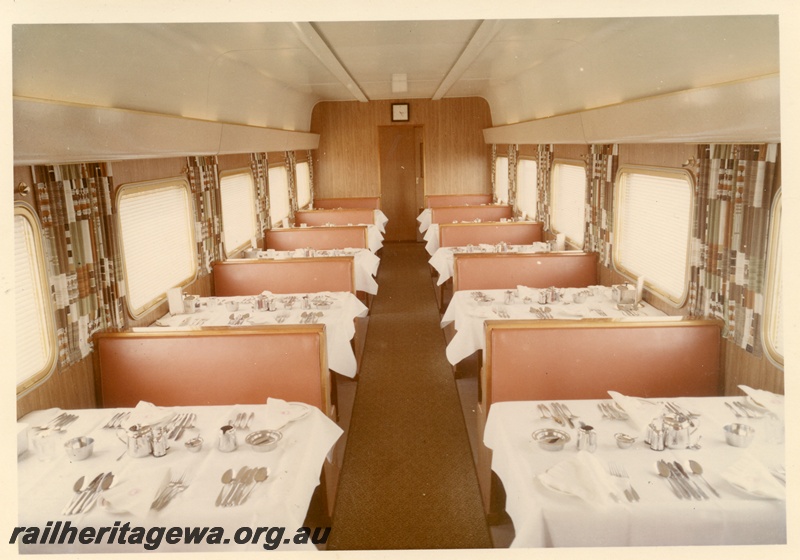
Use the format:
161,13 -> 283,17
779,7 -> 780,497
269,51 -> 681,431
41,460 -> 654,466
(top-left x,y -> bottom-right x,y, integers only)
268,165 -> 291,225
494,156 -> 509,204
296,161 -> 311,209
14,212 -> 53,386
615,170 -> 692,302
552,162 -> 586,247
220,171 -> 257,255
118,181 -> 196,314
516,158 -> 538,219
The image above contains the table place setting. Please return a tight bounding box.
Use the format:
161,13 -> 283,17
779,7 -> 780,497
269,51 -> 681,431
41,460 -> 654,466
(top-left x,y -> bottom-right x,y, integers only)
149,291 -> 368,377
483,395 -> 786,547
428,242 -> 551,285
441,286 -> 667,365
17,399 -> 343,552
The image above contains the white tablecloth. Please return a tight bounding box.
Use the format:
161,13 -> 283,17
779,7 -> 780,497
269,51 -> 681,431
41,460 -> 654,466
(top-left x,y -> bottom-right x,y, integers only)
248,248 -> 380,295
374,209 -> 389,234
17,401 -> 342,553
417,208 -> 432,233
440,287 -> 666,365
484,397 -> 786,547
428,243 -> 551,286
423,223 -> 440,255
152,292 -> 368,377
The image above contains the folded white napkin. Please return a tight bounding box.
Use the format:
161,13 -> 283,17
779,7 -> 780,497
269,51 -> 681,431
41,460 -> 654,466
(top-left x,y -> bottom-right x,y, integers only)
738,385 -> 784,419
608,391 -> 665,433
538,451 -> 623,507
263,398 -> 311,431
122,402 -> 174,429
100,466 -> 170,518
722,454 -> 785,500
517,285 -> 538,299
167,287 -> 184,315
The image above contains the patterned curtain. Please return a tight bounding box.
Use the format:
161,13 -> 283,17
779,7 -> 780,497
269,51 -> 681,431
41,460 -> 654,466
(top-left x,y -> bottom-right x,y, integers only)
307,150 -> 315,209
688,144 -> 780,355
186,156 -> 223,273
507,144 -> 518,213
250,152 -> 271,234
31,163 -> 125,368
585,144 -> 618,266
536,144 -> 554,230
286,151 -> 298,220
490,144 -> 498,203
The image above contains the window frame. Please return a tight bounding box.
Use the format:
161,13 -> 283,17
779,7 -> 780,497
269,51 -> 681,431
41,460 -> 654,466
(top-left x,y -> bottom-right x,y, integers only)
116,177 -> 198,319
219,168 -> 258,257
612,164 -> 694,306
268,162 -> 291,227
515,156 -> 538,220
14,202 -> 57,396
762,189 -> 783,368
494,155 -> 509,204
550,159 -> 587,248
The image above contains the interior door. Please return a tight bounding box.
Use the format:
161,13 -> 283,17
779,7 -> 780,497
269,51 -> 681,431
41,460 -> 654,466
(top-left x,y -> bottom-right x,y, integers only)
379,126 -> 421,242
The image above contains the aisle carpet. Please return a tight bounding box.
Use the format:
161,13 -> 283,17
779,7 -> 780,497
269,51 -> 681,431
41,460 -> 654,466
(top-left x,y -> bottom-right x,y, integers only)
326,242 -> 492,550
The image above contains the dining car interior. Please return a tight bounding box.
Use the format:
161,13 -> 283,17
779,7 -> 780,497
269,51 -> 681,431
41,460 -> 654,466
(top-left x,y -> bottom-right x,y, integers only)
6,1 -> 798,556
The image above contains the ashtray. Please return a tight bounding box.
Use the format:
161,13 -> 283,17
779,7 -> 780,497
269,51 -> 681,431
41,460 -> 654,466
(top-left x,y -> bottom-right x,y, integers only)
614,433 -> 637,449
245,430 -> 282,452
532,429 -> 570,451
184,436 -> 204,453
64,437 -> 94,461
724,423 -> 755,448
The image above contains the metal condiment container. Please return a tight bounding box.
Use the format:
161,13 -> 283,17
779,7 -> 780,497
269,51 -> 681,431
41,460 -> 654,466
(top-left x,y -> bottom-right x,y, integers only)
152,427 -> 168,457
612,283 -> 637,304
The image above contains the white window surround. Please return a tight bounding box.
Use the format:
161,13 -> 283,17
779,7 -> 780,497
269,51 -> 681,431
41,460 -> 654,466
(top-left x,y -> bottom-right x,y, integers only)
117,178 -> 197,317
551,160 -> 586,247
220,169 -> 258,256
763,189 -> 783,368
296,161 -> 312,210
494,156 -> 509,204
268,165 -> 291,226
516,157 -> 538,220
14,203 -> 57,395
613,166 -> 693,305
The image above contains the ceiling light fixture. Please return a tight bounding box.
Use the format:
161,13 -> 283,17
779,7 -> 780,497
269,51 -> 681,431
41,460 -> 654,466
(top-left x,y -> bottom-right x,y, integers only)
392,73 -> 408,94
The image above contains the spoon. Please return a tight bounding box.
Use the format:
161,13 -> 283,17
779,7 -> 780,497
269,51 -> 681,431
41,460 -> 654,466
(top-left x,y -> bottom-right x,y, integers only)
688,460 -> 720,497
62,476 -> 86,515
656,461 -> 684,499
241,467 -> 269,504
215,468 -> 233,506
83,473 -> 114,513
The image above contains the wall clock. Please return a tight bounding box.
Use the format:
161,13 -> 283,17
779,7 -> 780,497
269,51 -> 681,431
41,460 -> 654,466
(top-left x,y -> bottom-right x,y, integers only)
391,103 -> 409,122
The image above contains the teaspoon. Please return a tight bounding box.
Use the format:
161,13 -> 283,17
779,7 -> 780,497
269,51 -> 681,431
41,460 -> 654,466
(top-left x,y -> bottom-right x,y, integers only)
656,461 -> 684,499
688,460 -> 720,497
215,469 -> 233,506
61,476 -> 86,515
241,467 -> 268,504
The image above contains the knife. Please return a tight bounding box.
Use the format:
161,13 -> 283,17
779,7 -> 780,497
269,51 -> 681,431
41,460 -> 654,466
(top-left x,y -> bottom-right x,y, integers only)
549,403 -> 566,426
175,413 -> 195,440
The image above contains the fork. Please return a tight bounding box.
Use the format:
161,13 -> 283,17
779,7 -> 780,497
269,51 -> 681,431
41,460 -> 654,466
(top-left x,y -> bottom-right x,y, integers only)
609,462 -> 640,502
34,412 -> 78,431
152,472 -> 187,511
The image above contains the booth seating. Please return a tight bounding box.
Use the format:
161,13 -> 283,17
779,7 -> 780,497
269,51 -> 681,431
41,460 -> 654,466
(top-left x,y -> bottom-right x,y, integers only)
95,324 -> 339,515
429,204 -> 512,225
295,208 -> 376,228
439,221 -> 543,248
213,257 -> 356,296
453,252 -> 597,292
476,318 -> 722,515
265,225 -> 369,251
314,196 -> 381,209
426,194 -> 493,207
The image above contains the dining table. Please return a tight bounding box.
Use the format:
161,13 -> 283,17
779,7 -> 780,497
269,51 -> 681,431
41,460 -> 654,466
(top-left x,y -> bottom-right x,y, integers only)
16,399 -> 342,553
422,219 -> 536,256
243,247 -> 380,295
483,393 -> 786,547
151,292 -> 368,378
440,286 -> 667,365
428,242 -> 552,286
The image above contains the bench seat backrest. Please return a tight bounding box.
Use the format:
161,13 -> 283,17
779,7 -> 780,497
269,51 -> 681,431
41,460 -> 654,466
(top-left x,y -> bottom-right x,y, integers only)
430,205 -> 512,225
265,226 -> 368,251
439,222 -> 543,248
213,258 -> 356,296
453,252 -> 597,292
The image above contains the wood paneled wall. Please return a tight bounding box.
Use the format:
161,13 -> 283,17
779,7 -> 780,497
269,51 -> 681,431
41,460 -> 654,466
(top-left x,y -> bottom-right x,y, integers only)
310,98 -> 493,198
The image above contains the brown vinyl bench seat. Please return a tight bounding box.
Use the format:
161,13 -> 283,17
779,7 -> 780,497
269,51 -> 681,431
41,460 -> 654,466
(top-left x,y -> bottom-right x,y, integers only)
213,257 -> 356,296
453,252 -> 598,292
313,197 -> 381,210
295,208 -> 376,227
265,225 -> 369,251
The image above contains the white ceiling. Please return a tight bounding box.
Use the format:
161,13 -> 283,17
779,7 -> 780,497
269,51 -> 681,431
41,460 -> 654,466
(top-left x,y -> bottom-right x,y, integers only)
12,16 -> 779,132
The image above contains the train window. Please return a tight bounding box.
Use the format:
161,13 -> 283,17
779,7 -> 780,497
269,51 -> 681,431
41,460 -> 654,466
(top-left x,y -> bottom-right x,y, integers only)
516,157 -> 538,219
763,190 -> 783,366
551,161 -> 586,247
268,164 -> 291,226
613,167 -> 693,304
14,203 -> 57,395
494,156 -> 509,204
220,169 -> 257,256
296,161 -> 312,209
117,179 -> 197,317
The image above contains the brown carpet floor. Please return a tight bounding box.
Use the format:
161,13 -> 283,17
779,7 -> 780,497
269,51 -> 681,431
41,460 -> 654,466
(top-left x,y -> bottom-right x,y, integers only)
326,242 -> 492,550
